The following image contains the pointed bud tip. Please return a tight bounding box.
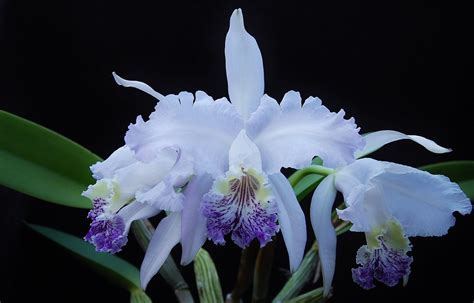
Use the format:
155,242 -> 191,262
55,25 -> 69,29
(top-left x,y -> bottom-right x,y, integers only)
230,8 -> 245,32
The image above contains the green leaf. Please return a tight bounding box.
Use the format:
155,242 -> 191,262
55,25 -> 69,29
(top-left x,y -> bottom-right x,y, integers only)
27,223 -> 141,292
0,110 -> 101,208
420,160 -> 474,199
194,249 -> 224,303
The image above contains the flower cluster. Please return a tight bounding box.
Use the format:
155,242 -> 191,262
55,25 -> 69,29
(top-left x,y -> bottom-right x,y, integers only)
83,9 -> 471,293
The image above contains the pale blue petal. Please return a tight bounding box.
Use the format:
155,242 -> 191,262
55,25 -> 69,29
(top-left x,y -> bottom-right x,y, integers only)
125,93 -> 243,176
247,94 -> 364,173
356,130 -> 451,158
310,174 -> 337,297
336,158 -> 472,237
180,174 -> 214,265
113,72 -> 165,101
225,9 -> 264,120
140,212 -> 181,289
118,201 -> 162,234
269,172 -> 306,272
228,130 -> 263,171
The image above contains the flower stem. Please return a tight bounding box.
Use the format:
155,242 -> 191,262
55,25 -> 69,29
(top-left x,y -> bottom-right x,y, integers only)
226,240 -> 260,303
252,239 -> 276,303
273,220 -> 351,302
272,243 -> 319,302
131,220 -> 194,303
288,165 -> 334,187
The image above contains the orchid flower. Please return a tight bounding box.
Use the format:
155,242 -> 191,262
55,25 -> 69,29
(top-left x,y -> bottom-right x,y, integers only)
83,145 -> 193,253
310,130 -> 472,296
112,8 -> 364,287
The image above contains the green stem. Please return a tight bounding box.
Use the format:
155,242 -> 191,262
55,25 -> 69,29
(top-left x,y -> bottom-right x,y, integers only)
252,240 -> 276,303
226,240 -> 260,303
288,165 -> 334,187
131,220 -> 194,303
273,220 -> 351,302
286,287 -> 326,303
272,243 -> 319,302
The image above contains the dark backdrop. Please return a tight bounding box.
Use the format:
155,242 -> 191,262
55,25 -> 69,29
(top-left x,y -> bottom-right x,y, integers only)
1,1 -> 472,302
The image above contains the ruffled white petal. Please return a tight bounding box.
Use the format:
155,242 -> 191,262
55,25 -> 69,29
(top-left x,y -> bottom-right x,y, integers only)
114,148 -> 178,201
247,93 -> 364,173
269,172 -> 306,272
336,184 -> 391,233
125,93 -> 244,176
228,130 -> 263,172
135,151 -> 194,211
225,9 -> 264,120
335,158 -> 472,237
91,146 -> 136,179
113,72 -> 165,101
180,174 -> 214,265
136,180 -> 184,212
355,130 -> 451,159
310,174 -> 337,297
140,212 -> 181,289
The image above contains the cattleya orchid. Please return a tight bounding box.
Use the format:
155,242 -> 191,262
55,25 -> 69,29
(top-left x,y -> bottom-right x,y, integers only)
310,131 -> 472,296
79,7 -> 472,297
83,146 -> 193,253
109,8 -> 363,287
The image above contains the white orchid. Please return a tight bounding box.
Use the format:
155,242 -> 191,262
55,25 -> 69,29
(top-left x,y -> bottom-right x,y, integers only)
83,145 -> 193,253
310,131 -> 472,296
112,8 -> 364,288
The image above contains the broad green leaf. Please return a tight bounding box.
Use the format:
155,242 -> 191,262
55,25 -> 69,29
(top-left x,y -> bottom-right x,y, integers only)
0,110 -> 100,208
420,160 -> 474,199
27,223 -> 142,292
194,249 -> 223,303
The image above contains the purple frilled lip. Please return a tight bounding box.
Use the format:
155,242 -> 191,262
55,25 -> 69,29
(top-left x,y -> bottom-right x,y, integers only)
201,174 -> 279,248
352,238 -> 413,289
84,198 -> 128,253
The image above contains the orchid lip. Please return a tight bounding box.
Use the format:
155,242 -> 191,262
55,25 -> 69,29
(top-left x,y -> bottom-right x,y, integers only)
202,167 -> 279,248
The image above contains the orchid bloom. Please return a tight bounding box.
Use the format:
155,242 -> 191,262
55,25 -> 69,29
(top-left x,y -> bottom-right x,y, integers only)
83,145 -> 193,253
310,131 -> 472,296
112,8 -> 364,287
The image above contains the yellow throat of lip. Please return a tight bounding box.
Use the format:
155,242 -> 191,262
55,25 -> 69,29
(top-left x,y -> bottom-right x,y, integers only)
85,179 -> 127,212
366,219 -> 410,252
215,167 -> 272,205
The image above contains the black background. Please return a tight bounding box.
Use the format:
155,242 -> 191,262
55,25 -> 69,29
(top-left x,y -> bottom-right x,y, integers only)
1,1 -> 472,302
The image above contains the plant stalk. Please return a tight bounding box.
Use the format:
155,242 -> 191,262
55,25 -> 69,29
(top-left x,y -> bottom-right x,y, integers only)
252,240 -> 276,303
226,240 -> 260,303
288,165 -> 334,187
